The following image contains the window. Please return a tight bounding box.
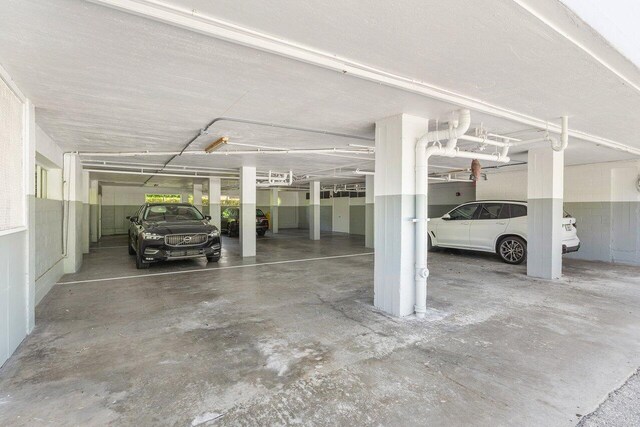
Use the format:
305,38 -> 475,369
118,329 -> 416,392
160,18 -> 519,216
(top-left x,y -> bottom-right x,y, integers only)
256,209 -> 265,216
478,203 -> 504,220
0,77 -> 24,231
143,204 -> 204,221
35,165 -> 48,199
509,204 -> 527,218
447,203 -> 480,220
145,194 -> 181,203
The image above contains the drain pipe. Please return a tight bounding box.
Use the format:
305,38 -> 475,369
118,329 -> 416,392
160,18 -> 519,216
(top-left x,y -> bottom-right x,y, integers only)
414,109 -> 510,318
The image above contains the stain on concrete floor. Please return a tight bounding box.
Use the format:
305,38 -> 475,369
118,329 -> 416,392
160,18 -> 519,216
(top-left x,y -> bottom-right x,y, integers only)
1,231 -> 639,426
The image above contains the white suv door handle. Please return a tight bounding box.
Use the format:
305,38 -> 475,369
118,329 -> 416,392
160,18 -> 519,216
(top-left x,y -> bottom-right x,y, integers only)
497,221 -> 507,225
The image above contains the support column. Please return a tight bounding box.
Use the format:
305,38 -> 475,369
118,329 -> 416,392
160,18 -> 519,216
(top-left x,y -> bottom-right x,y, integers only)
193,183 -> 203,212
89,179 -> 99,243
365,174 -> 374,248
63,153 -> 85,273
82,171 -> 90,254
208,177 -> 221,231
374,114 -> 428,317
240,167 -> 256,257
270,188 -> 279,233
309,181 -> 320,240
527,145 -> 564,279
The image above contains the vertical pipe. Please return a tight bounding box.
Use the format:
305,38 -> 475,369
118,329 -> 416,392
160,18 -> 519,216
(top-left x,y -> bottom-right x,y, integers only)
414,152 -> 428,318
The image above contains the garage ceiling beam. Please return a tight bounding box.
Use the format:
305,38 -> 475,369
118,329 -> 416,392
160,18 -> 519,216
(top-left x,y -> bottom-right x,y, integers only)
89,0 -> 640,157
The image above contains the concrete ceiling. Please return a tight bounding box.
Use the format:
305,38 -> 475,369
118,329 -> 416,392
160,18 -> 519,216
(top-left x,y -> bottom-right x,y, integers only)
1,0 -> 638,188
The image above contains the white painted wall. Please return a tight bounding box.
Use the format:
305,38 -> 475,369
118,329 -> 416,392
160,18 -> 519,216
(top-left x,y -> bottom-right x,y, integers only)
477,160 -> 639,202
0,69 -> 35,367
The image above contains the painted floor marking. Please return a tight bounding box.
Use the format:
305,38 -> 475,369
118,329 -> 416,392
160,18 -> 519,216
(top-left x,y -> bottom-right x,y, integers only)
58,252 -> 374,285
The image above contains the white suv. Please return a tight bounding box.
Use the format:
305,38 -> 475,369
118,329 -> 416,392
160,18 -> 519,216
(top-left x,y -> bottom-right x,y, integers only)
428,201 -> 580,264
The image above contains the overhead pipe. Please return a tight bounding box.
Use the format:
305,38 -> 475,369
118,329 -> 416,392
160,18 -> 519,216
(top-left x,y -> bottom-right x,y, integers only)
508,116 -> 569,152
75,147 -> 374,157
413,109 -> 510,319
83,169 -> 239,180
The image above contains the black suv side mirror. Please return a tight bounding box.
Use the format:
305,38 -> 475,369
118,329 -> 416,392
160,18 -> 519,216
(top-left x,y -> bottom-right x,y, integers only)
204,215 -> 212,221
128,216 -> 138,222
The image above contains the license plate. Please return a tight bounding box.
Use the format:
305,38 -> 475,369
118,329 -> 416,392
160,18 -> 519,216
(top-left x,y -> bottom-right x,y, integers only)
564,224 -> 572,231
171,250 -> 200,257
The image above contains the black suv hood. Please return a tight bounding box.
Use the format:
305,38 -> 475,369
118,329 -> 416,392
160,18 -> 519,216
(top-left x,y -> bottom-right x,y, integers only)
143,220 -> 216,235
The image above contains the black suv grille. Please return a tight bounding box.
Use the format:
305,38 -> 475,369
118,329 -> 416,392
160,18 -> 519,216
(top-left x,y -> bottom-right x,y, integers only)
164,233 -> 208,246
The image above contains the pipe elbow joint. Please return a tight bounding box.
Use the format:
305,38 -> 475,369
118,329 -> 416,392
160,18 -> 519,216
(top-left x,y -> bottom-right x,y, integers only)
416,267 -> 429,279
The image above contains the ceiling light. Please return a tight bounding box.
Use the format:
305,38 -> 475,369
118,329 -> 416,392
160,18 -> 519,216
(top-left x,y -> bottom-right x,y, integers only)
204,136 -> 229,153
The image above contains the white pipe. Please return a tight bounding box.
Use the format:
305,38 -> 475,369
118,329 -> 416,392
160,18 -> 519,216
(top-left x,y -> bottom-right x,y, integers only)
507,116 -> 569,152
354,169 -> 375,175
81,162 -> 239,175
458,134 -> 510,148
82,160 -> 238,172
83,169 -> 239,179
414,109 -> 509,319
76,148 -> 374,157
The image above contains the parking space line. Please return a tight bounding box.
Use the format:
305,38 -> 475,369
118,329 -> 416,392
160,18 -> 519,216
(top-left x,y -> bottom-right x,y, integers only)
57,252 -> 374,285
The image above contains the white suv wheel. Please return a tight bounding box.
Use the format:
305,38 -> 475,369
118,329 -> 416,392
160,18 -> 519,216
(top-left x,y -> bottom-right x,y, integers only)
498,237 -> 526,264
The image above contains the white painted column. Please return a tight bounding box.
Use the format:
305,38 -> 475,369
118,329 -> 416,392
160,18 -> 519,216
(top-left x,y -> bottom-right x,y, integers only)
374,114 -> 428,317
25,100 -> 36,332
82,171 -> 90,254
193,183 -> 203,212
365,174 -> 374,248
208,177 -> 221,231
240,167 -> 256,257
63,153 -> 85,273
309,181 -> 320,240
89,179 -> 99,243
270,187 -> 279,234
527,146 -> 564,279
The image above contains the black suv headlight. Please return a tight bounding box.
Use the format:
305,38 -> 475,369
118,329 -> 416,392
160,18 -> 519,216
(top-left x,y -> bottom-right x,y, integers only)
208,229 -> 220,238
142,232 -> 163,240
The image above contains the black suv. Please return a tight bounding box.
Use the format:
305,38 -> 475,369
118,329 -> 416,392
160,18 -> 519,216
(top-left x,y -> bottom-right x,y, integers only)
127,203 -> 221,269
221,207 -> 269,237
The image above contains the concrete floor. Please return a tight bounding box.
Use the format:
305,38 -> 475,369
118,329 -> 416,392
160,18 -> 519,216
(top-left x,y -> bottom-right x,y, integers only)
1,230 -> 639,426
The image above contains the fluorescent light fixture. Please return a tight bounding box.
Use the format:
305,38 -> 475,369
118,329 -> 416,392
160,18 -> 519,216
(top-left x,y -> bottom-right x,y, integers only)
204,136 -> 229,153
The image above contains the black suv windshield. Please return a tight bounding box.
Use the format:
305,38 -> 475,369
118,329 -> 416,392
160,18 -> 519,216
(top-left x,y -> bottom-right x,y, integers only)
256,209 -> 265,217
144,205 -> 204,221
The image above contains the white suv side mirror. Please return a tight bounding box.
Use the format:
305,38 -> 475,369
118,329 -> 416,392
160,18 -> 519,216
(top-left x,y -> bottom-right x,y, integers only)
442,213 -> 451,220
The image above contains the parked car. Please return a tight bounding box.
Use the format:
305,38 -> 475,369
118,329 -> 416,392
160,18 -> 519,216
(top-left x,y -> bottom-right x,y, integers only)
427,201 -> 580,264
221,207 -> 269,237
127,203 -> 221,269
